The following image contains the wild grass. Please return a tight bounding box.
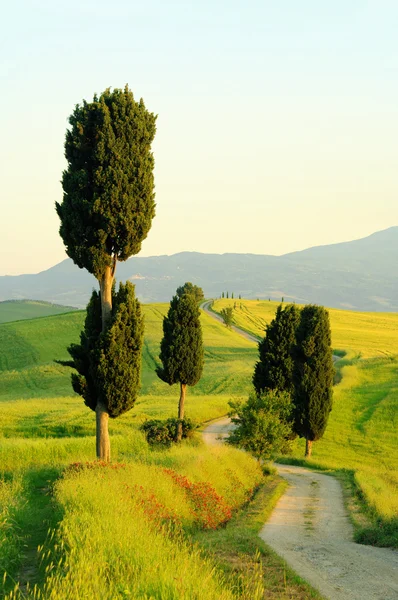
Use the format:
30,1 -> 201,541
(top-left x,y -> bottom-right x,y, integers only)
194,477 -> 322,599
0,474 -> 23,582
4,445 -> 263,599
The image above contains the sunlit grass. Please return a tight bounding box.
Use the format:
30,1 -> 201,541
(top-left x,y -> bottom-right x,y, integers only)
4,445 -> 263,599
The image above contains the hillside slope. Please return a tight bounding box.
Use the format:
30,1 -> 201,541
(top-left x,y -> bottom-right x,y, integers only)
0,300 -> 77,323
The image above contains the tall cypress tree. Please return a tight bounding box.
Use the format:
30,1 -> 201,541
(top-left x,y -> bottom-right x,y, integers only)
56,86 -> 156,459
66,282 -> 144,458
157,288 -> 204,441
253,304 -> 300,396
292,305 -> 334,457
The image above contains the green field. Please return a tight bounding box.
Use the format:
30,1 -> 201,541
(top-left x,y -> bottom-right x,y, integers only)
0,300 -> 77,323
213,299 -> 398,545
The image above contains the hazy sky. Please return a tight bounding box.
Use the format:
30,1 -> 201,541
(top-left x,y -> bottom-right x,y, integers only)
1,1 -> 397,275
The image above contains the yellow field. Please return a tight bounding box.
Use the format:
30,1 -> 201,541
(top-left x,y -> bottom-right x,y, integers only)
213,299 -> 398,358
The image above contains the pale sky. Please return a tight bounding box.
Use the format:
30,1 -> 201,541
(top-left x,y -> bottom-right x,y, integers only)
1,1 -> 397,275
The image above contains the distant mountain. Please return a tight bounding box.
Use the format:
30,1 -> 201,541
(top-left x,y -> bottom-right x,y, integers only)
0,227 -> 397,312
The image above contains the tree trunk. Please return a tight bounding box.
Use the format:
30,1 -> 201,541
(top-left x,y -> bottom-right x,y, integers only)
99,265 -> 113,331
96,401 -> 110,461
176,383 -> 187,442
305,438 -> 313,458
96,263 -> 114,462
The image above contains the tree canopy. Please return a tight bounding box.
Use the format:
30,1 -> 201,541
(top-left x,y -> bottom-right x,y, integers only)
228,390 -> 293,461
56,86 -> 157,280
176,282 -> 204,303
157,293 -> 203,387
220,306 -> 234,328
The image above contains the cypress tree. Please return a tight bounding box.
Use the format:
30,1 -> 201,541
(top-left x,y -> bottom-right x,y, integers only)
253,304 -> 300,396
292,305 -> 334,457
67,282 -> 144,458
56,86 -> 156,459
157,290 -> 204,441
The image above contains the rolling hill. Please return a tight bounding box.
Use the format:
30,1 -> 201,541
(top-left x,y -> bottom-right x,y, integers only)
0,227 -> 397,311
0,300 -> 77,323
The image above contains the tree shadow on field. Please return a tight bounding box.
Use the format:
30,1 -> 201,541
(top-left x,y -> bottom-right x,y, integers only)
2,467 -> 64,597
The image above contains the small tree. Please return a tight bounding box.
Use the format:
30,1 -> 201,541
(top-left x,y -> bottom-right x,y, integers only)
226,291 -> 229,299
231,292 -> 234,299
228,391 -> 293,461
292,305 -> 334,457
64,282 -> 144,459
253,304 -> 300,396
176,282 -> 204,303
157,291 -> 204,441
220,306 -> 234,328
56,86 -> 156,459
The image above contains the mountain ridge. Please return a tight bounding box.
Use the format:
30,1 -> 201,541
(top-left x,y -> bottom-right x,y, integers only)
1,227 -> 397,311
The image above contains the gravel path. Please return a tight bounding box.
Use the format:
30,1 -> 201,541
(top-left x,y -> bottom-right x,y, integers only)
202,420 -> 398,600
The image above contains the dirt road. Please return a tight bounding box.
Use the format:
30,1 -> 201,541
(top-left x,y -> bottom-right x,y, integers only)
261,464 -> 398,600
202,420 -> 398,600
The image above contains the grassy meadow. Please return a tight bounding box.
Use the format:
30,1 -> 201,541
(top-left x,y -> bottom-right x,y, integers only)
213,299 -> 398,546
0,303 -> 321,599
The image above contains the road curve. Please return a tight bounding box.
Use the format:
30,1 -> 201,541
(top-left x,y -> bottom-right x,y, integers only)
200,301 -> 259,343
202,419 -> 398,600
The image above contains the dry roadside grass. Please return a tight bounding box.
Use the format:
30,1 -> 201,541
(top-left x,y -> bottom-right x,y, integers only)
194,476 -> 324,600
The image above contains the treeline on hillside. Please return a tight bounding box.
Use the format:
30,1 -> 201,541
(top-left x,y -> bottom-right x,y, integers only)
228,303 -> 334,458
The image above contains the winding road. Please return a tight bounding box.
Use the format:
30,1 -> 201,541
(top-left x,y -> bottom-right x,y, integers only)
201,302 -> 398,600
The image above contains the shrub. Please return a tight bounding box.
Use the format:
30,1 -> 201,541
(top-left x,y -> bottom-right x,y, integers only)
141,418 -> 196,446
228,390 -> 294,461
